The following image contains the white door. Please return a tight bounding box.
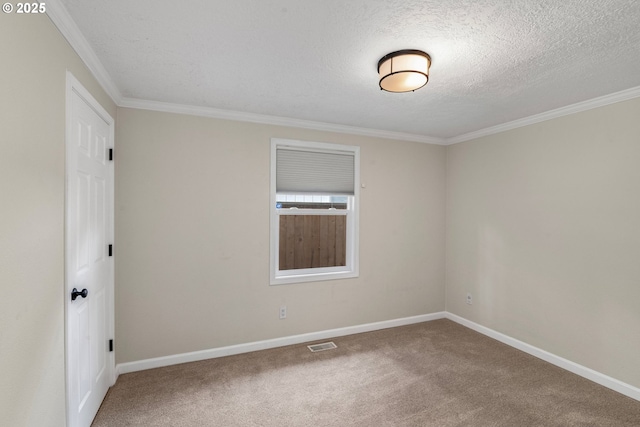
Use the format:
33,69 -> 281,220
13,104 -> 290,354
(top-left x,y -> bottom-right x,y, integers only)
66,73 -> 115,427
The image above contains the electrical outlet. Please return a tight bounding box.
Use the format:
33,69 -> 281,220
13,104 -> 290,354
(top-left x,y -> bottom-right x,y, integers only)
466,293 -> 473,305
279,305 -> 287,319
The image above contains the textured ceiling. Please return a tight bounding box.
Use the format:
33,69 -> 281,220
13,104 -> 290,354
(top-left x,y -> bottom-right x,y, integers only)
58,0 -> 640,140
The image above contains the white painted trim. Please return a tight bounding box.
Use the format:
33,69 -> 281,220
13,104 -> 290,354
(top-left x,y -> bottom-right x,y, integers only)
46,0 -> 123,104
119,97 -> 447,145
108,85 -> 640,147
116,312 -> 446,375
446,85 -> 640,145
445,312 -> 640,402
115,311 -> 640,403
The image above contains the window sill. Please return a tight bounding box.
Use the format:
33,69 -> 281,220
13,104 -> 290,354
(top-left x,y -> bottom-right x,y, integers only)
270,269 -> 358,286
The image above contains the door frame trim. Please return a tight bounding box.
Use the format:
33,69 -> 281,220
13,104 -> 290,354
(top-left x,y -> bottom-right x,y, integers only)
65,71 -> 116,427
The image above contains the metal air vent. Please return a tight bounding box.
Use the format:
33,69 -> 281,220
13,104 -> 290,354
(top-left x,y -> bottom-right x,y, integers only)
307,342 -> 337,352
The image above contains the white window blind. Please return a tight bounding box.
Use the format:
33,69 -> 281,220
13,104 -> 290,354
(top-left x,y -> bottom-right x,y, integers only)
276,148 -> 355,194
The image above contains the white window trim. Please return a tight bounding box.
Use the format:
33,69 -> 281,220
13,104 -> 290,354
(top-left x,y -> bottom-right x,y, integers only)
270,138 -> 360,285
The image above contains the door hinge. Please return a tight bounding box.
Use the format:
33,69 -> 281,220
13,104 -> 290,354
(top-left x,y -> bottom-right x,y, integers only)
108,244 -> 113,257
109,339 -> 114,352
108,148 -> 113,161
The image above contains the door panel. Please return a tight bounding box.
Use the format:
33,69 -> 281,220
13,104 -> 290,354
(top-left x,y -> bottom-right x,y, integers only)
76,171 -> 90,270
76,301 -> 91,407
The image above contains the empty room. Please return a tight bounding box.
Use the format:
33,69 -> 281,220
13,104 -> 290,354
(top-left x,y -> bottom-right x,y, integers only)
2,0 -> 640,426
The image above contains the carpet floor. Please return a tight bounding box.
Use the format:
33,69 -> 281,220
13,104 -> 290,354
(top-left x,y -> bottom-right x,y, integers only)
92,319 -> 640,426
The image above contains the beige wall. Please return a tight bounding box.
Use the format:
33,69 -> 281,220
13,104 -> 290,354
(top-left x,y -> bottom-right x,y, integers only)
115,108 -> 446,363
446,97 -> 640,388
0,14 -> 116,426
4,9 -> 639,423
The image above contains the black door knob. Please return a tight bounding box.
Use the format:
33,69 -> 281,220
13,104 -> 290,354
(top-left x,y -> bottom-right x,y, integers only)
71,288 -> 88,301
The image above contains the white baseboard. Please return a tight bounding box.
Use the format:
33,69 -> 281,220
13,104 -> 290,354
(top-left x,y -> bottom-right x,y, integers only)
116,311 -> 639,403
445,312 -> 640,402
116,312 -> 446,375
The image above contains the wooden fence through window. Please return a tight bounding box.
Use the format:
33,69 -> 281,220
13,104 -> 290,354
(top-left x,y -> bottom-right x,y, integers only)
279,214 -> 346,270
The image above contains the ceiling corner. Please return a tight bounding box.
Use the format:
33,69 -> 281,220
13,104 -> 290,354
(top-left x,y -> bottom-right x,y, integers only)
45,0 -> 123,105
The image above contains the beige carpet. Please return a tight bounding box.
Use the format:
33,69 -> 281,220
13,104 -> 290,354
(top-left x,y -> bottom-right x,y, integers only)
92,319 -> 640,426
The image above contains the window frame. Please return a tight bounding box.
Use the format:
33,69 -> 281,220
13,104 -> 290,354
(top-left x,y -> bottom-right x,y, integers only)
270,138 -> 360,285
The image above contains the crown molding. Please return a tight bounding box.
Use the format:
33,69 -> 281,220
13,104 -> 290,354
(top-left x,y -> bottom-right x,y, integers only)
446,85 -> 640,145
119,97 -> 447,145
45,0 -> 123,104
44,0 -> 640,146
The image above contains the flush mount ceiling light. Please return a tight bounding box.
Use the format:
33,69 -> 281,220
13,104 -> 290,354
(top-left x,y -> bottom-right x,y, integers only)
378,49 -> 431,93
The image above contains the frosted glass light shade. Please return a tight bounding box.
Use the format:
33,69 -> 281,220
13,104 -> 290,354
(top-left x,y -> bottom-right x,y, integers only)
378,50 -> 431,93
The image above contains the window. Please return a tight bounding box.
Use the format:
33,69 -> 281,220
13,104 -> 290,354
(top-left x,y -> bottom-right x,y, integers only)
270,138 -> 359,285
